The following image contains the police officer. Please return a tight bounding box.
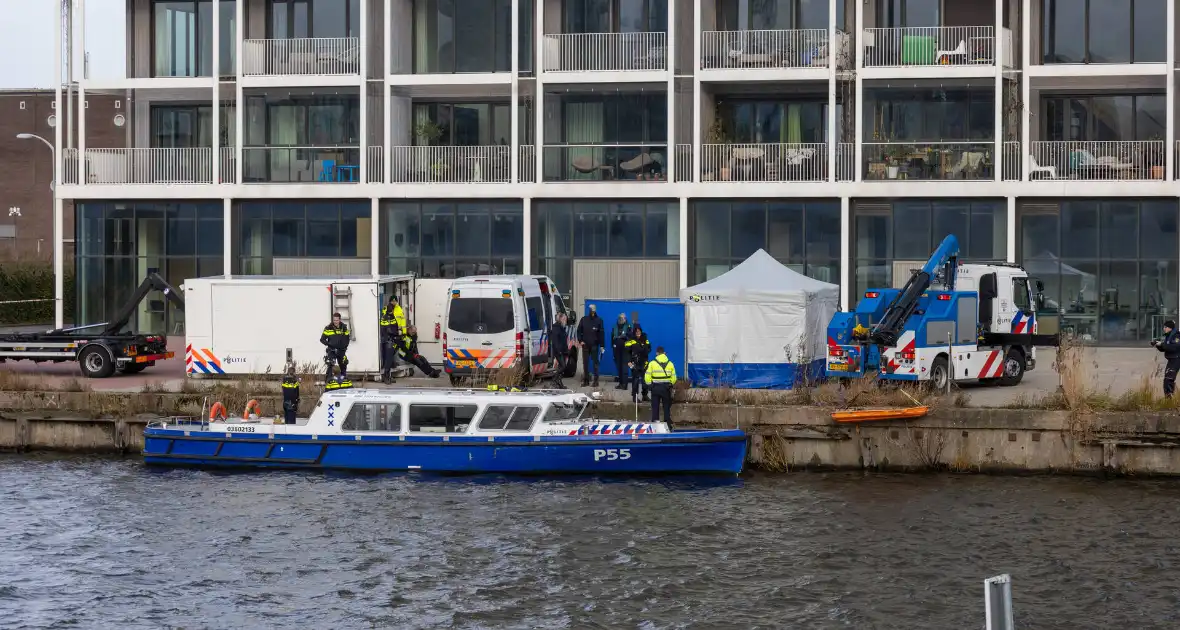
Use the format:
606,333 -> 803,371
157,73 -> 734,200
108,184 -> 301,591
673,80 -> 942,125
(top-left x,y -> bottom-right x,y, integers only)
611,313 -> 633,389
549,312 -> 570,389
379,296 -> 406,383
577,303 -> 605,387
320,312 -> 350,382
643,346 -> 677,423
1152,319 -> 1180,397
399,324 -> 441,378
280,367 -> 300,425
625,325 -> 651,403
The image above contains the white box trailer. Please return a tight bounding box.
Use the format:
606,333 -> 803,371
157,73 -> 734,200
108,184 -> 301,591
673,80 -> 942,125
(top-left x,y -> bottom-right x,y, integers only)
183,275 -> 414,377
410,278 -> 454,367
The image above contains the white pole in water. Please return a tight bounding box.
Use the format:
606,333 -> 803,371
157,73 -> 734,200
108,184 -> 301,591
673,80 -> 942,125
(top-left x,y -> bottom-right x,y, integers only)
984,574 -> 1015,630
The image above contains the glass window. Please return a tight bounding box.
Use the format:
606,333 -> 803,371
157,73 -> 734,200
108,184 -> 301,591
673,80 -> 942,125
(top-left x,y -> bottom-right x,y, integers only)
1133,0 -> 1166,62
455,204 -> 491,256
447,298 -> 516,334
408,404 -> 478,433
730,202 -> 765,258
893,202 -> 931,260
805,203 -> 840,261
491,205 -> 523,257
609,203 -> 644,257
1061,202 -> 1099,258
693,202 -> 730,258
342,402 -> 402,431
1100,201 -> 1138,259
766,202 -> 804,263
478,405 -> 541,431
644,203 -> 678,257
573,204 -> 609,257
1042,0 -> 1163,65
526,296 -> 544,331
421,203 -> 455,256
1140,201 -> 1178,260
1021,212 -> 1059,258
1088,0 -> 1131,63
535,202 -> 572,258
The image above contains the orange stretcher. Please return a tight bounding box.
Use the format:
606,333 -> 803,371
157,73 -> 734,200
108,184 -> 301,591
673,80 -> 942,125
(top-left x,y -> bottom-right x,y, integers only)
831,406 -> 930,423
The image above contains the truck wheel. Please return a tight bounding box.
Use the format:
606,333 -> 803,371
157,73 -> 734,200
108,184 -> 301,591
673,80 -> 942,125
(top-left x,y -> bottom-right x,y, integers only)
120,363 -> 147,374
999,349 -> 1025,386
449,374 -> 463,387
564,347 -> 580,378
927,355 -> 949,391
79,346 -> 116,378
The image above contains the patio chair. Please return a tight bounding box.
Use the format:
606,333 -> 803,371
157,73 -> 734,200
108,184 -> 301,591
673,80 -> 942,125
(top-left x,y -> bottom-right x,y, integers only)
948,151 -> 985,178
936,40 -> 967,65
1029,155 -> 1059,180
571,155 -> 613,179
1073,149 -> 1135,171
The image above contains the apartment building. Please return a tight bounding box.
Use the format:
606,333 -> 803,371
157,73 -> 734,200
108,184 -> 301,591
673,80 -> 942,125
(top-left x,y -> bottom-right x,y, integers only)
51,0 -> 1179,344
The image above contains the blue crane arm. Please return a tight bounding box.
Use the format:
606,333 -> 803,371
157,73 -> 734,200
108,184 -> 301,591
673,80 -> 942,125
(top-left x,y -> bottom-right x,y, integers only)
868,235 -> 960,347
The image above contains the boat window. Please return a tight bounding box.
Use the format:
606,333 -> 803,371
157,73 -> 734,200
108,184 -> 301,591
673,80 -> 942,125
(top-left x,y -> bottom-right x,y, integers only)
543,402 -> 586,422
477,405 -> 541,431
409,404 -> 479,433
342,403 -> 402,432
448,298 -> 515,335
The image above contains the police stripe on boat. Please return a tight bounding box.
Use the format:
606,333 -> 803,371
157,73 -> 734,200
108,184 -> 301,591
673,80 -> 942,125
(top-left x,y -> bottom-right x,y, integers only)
570,423 -> 655,435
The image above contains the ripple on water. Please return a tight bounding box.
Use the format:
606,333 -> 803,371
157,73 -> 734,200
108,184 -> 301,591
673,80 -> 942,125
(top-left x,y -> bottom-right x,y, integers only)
4,457 -> 1180,628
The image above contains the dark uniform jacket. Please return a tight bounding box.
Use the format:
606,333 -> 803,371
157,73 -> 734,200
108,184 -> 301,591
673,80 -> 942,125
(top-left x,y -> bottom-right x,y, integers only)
1158,330 -> 1180,360
320,323 -> 350,352
400,332 -> 421,356
577,313 -> 605,347
549,322 -> 569,357
281,375 -> 300,406
380,304 -> 404,343
627,335 -> 651,366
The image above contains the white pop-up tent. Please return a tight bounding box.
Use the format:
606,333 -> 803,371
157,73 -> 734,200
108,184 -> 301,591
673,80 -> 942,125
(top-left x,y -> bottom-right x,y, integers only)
680,249 -> 839,389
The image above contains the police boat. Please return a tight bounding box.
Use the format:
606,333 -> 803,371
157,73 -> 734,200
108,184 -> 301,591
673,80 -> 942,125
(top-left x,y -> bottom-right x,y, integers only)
142,388 -> 747,475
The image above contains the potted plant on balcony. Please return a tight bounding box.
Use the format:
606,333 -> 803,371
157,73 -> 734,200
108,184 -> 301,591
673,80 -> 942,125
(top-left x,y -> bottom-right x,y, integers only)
884,142 -> 908,179
1139,135 -> 1165,180
414,120 -> 449,181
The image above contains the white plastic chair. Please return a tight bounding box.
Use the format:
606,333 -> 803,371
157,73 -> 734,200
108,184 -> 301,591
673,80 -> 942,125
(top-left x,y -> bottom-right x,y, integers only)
1029,155 -> 1058,179
936,40 -> 967,65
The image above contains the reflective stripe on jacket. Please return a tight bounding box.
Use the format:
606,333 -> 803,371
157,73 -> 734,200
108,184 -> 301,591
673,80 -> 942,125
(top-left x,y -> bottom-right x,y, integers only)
644,353 -> 676,385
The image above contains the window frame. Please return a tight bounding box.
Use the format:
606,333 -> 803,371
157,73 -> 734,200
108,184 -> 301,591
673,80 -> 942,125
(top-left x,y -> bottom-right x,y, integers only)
1041,0 -> 1161,64
476,404 -> 543,431
341,402 -> 404,432
408,403 -> 480,433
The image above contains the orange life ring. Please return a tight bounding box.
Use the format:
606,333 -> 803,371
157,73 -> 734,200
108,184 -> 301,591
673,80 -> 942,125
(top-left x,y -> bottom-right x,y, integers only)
208,402 -> 227,421
242,399 -> 263,419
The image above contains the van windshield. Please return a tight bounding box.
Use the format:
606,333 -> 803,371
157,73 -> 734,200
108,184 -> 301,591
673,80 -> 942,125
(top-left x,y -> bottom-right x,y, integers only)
448,298 -> 515,334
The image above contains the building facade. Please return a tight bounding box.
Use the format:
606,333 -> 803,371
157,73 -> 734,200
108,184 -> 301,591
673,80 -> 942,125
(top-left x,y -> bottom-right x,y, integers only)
51,0 -> 1180,344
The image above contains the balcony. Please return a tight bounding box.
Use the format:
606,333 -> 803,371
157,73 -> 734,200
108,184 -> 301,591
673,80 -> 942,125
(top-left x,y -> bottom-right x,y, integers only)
242,38 -> 361,77
519,145 -> 536,183
675,144 -> 691,182
220,147 -> 236,184
863,142 -> 994,181
1028,141 -> 1166,182
64,148 -> 214,185
699,143 -> 829,182
542,145 -> 669,181
389,146 -> 513,183
700,29 -> 848,72
1002,141 -> 1020,181
242,147 -> 362,183
836,143 -> 854,181
862,26 -> 1009,73
367,146 -> 384,184
541,32 -> 667,74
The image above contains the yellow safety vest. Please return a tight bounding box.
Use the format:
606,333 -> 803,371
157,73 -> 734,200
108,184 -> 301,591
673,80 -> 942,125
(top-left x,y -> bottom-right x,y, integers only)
644,354 -> 677,385
281,380 -> 299,390
380,304 -> 407,329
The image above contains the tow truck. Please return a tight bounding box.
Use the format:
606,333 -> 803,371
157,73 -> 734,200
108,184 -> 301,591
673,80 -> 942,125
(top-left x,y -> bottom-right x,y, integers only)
825,235 -> 1059,389
0,272 -> 184,378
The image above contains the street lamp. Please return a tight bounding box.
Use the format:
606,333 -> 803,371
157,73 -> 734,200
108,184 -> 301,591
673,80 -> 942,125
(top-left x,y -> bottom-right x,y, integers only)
16,132 -> 61,329
16,133 -> 55,191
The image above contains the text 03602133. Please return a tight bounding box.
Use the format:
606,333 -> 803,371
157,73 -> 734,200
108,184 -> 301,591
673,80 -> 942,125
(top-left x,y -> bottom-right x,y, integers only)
593,448 -> 631,461
226,426 -> 256,433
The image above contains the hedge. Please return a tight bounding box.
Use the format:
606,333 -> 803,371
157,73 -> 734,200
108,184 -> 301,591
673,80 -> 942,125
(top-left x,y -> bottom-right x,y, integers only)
0,262 -> 76,327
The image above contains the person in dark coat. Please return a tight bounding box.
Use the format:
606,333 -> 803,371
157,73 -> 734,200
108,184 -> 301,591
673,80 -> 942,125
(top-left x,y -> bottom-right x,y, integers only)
549,312 -> 570,389
625,325 -> 651,402
611,313 -> 633,389
1153,319 -> 1180,397
280,367 -> 300,425
577,303 -> 605,387
319,312 -> 350,381
398,325 -> 441,378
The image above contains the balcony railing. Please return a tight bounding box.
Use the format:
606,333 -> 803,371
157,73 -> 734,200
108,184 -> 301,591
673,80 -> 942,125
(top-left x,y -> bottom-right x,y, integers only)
242,147 -> 361,183
67,148 -> 214,185
543,145 -> 669,182
863,142 -> 994,180
1002,141 -> 1020,181
863,26 -> 995,68
700,143 -> 829,182
220,147 -> 236,183
367,146 -> 384,183
700,29 -> 839,70
674,144 -> 692,182
836,143 -> 854,181
541,32 -> 667,73
389,145 -> 512,183
242,37 -> 360,76
1029,141 -> 1165,181
519,145 -> 536,183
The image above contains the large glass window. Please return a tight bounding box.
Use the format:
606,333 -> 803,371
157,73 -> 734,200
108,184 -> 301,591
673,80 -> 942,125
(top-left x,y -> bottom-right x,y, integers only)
876,0 -> 939,27
242,91 -> 360,183
853,200 -> 1006,296
533,200 -> 679,292
1041,0 -> 1165,64
690,200 -> 838,285
564,0 -> 667,33
150,104 -> 236,148
381,201 -> 523,278
543,92 -> 668,181
715,0 -> 828,30
153,0 -> 214,77
411,103 -> 513,146
1019,200 -> 1178,344
413,0 -> 513,73
235,201 -> 369,274
269,0 -> 360,38
1042,94 -> 1166,142
75,202 -> 223,335
716,98 -> 828,144
865,88 -> 995,142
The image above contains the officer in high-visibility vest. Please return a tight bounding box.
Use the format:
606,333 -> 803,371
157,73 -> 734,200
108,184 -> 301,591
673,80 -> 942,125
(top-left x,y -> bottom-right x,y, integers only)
320,312 -> 350,382
379,296 -> 407,383
643,346 -> 677,423
280,367 -> 300,425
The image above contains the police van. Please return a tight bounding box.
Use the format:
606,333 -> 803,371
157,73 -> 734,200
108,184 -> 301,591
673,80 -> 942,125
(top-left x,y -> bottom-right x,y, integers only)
443,275 -> 578,385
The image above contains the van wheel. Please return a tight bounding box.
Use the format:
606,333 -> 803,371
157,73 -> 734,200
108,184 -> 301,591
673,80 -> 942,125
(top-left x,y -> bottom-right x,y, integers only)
449,374 -> 463,387
79,346 -> 116,378
564,347 -> 580,378
999,349 -> 1025,386
926,356 -> 949,392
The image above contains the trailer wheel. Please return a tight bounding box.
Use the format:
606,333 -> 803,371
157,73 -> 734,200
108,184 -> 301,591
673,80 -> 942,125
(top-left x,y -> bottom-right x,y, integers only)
120,363 -> 147,374
563,346 -> 580,379
927,355 -> 950,391
449,374 -> 463,387
999,349 -> 1025,386
79,346 -> 116,378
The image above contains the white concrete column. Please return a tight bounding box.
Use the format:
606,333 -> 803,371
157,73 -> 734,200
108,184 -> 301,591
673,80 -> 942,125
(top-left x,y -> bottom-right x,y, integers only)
235,0 -> 245,185
359,0 -> 368,184
1006,196 -> 1017,263
77,0 -> 86,185
371,198 -> 380,276
1167,0 -> 1175,181
1020,0 -> 1030,181
691,0 -> 701,182
854,0 -> 864,182
510,0 -> 519,182
522,197 -> 532,273
993,0 -> 1002,182
840,196 -> 850,310
678,197 -> 689,288
77,84 -> 86,184
54,2 -> 64,329
827,0 -> 837,182
223,199 -> 233,276
665,0 -> 675,181
212,0 -> 220,185
383,0 -> 392,185
534,0 -> 544,183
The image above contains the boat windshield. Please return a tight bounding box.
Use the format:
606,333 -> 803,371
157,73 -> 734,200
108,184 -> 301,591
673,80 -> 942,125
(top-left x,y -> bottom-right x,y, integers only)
544,401 -> 586,422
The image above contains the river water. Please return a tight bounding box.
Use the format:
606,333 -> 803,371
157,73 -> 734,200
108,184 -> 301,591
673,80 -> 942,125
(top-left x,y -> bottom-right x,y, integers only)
3,456 -> 1179,630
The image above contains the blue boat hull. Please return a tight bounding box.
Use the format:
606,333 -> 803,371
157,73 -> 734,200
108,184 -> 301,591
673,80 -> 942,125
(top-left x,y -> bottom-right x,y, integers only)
142,429 -> 748,475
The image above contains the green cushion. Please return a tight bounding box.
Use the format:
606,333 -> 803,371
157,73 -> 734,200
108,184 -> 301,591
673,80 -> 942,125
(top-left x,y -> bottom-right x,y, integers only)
902,35 -> 936,65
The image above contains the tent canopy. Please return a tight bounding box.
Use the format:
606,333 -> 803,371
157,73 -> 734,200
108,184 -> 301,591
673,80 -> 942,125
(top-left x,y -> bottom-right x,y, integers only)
681,249 -> 839,304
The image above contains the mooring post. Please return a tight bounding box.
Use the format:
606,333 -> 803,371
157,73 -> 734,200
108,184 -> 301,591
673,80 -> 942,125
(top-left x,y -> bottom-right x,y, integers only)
984,574 -> 1015,630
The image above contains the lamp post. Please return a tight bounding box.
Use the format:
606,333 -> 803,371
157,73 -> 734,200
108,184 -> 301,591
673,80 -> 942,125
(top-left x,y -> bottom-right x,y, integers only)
16,132 -> 61,328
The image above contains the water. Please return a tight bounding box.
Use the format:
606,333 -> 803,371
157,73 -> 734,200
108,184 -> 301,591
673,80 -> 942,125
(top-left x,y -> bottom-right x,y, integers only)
3,457 -> 1180,630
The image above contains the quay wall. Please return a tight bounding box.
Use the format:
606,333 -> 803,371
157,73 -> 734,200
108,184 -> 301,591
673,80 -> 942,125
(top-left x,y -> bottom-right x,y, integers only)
3,391 -> 1180,476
